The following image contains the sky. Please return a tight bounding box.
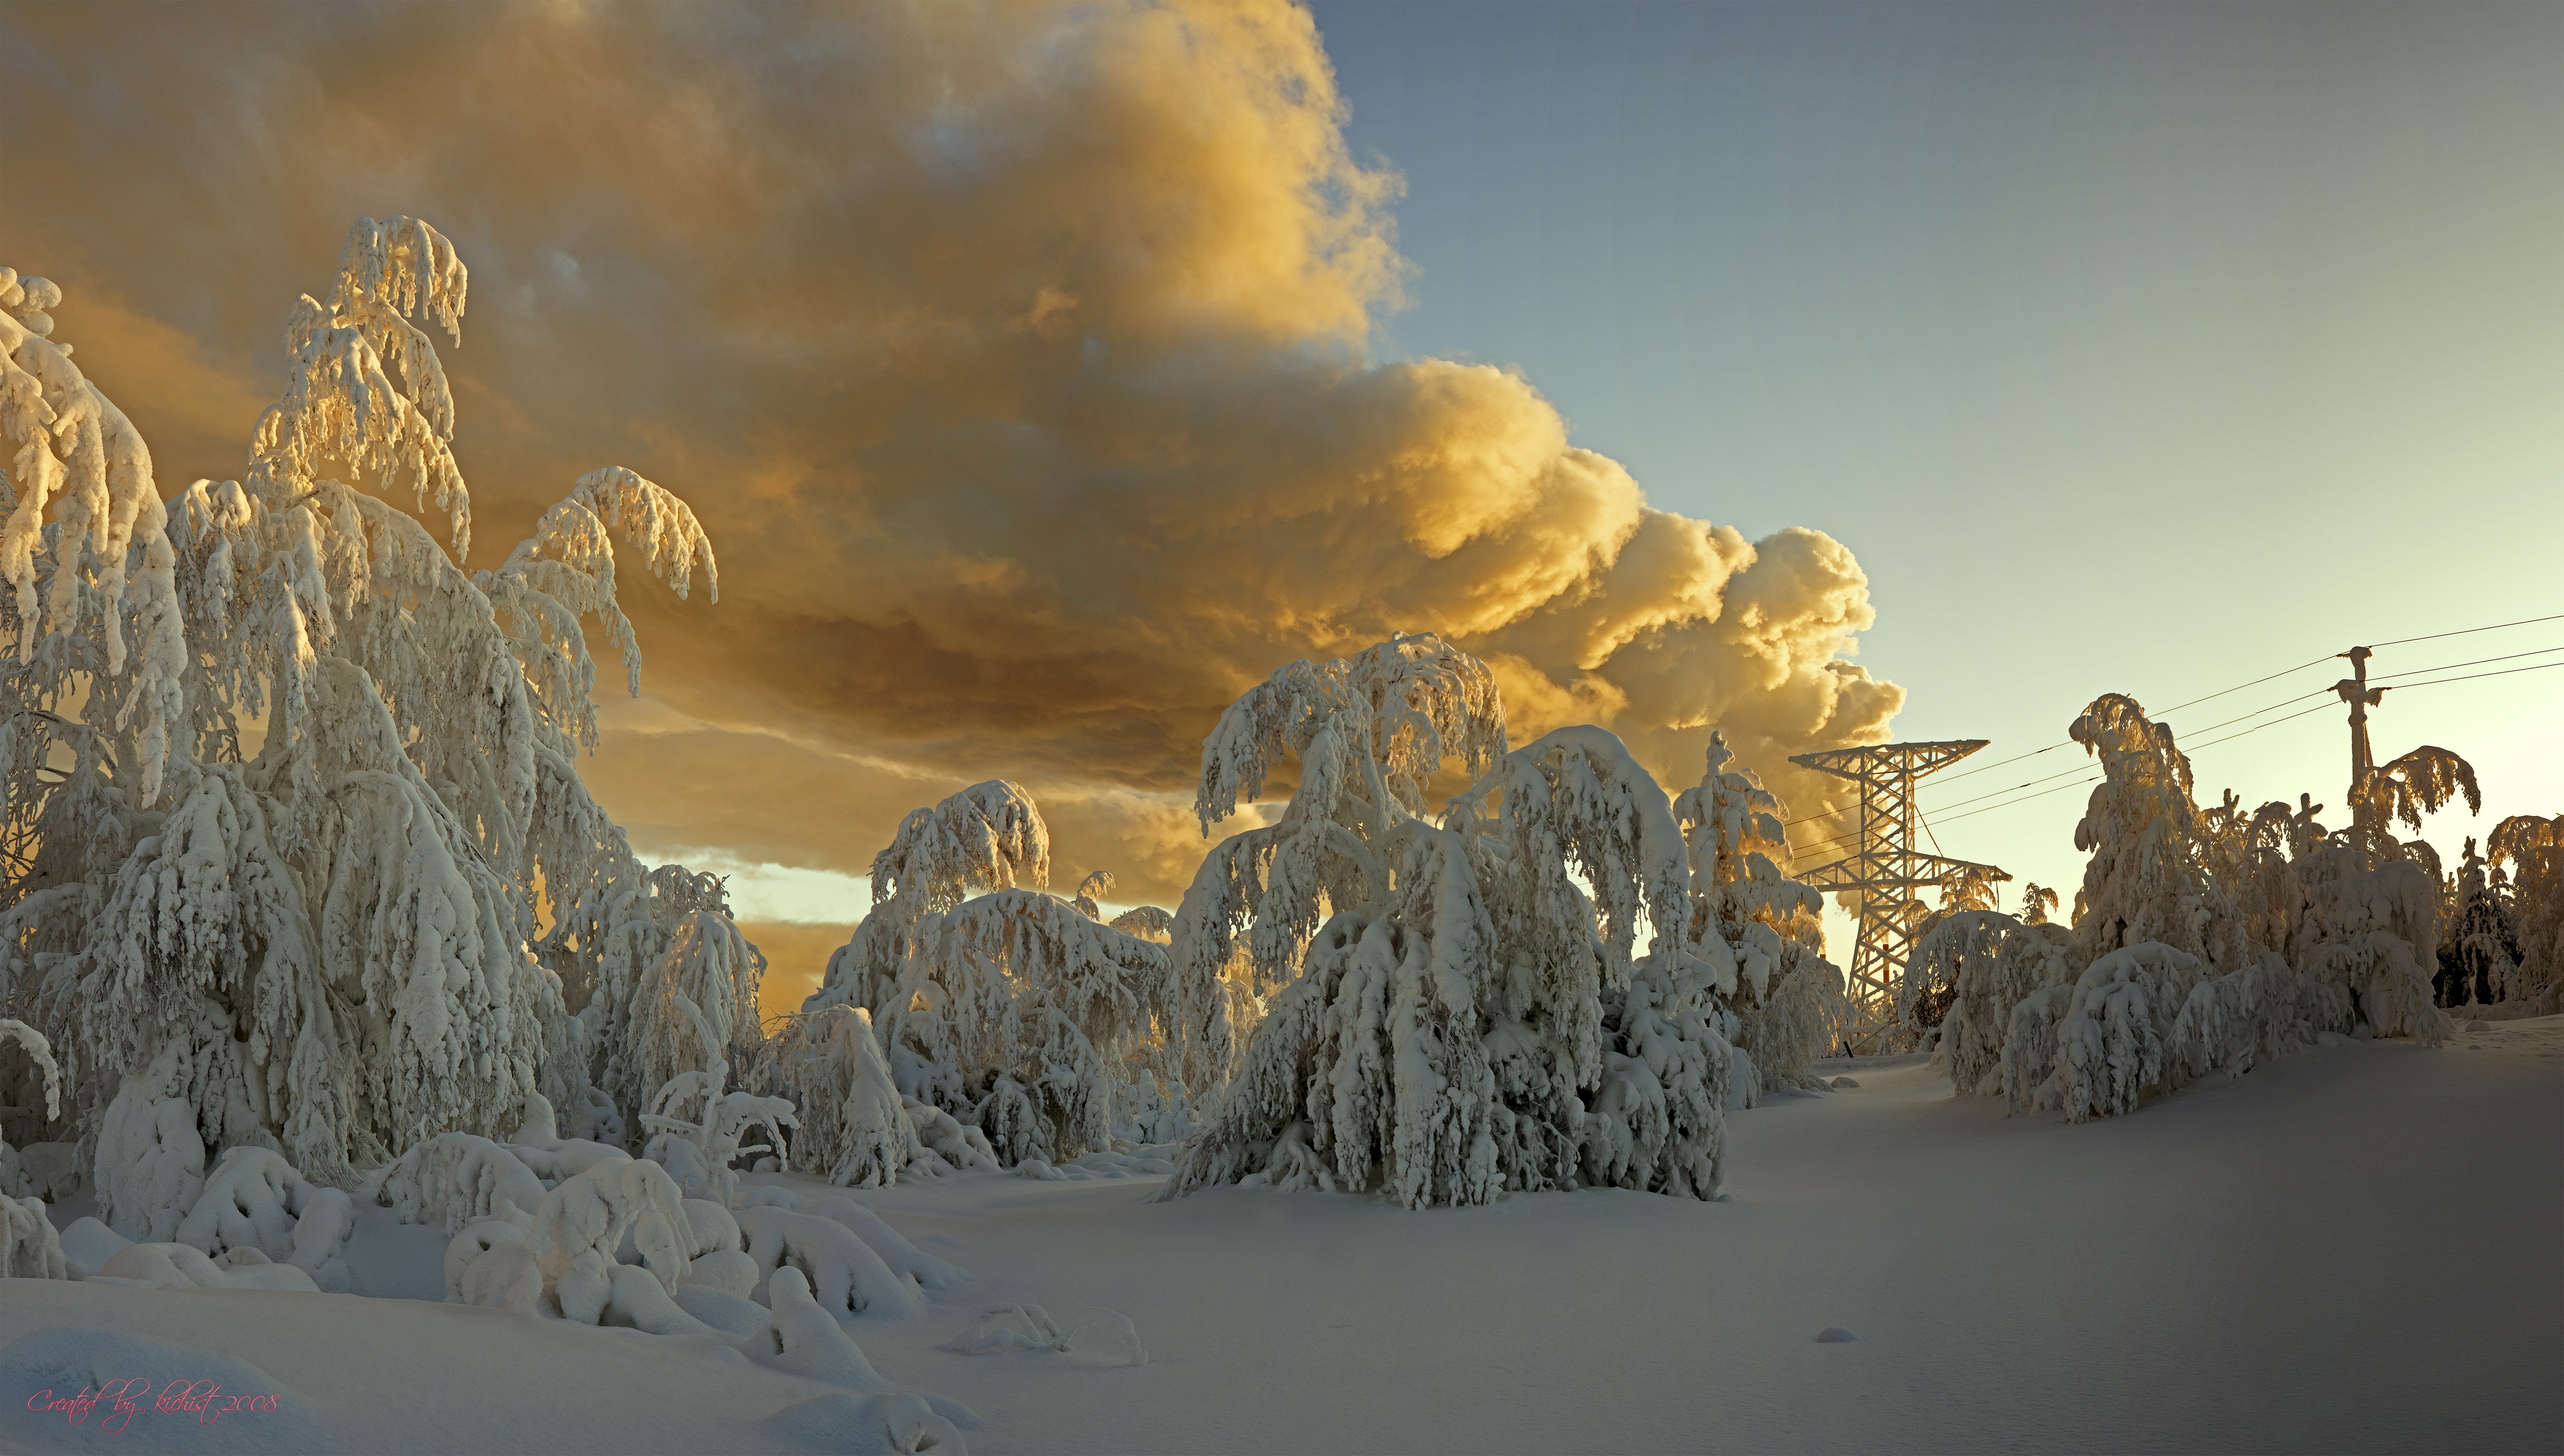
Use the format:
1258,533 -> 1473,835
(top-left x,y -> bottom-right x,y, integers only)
4,0 -> 2557,1007
1309,0 -> 2564,950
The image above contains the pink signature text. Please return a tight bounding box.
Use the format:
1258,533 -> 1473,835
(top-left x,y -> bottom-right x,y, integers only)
27,1380 -> 283,1434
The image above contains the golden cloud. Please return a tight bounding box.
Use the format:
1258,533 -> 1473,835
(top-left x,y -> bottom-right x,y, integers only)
3,0 -> 1900,985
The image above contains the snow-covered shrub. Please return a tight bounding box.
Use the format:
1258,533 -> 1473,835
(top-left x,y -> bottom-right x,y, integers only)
56,1216 -> 127,1280
624,910 -> 767,1125
734,1205 -> 925,1319
813,781 -> 1051,1024
0,222 -> 747,1197
2069,696 -> 2250,976
175,1145 -> 356,1291
1904,911 -> 2079,1098
903,1096 -> 1001,1173
640,1058 -> 797,1206
522,1155 -> 698,1324
804,1193 -> 967,1293
374,1132 -> 550,1235
2043,943 -> 2209,1121
805,789 -> 1172,1174
2290,847 -> 2448,1045
0,1018 -> 61,1200
1939,694 -> 2480,1124
444,1215 -> 530,1300
1,1191 -> 64,1279
99,1241 -> 320,1292
92,1042 -> 207,1242
942,1304 -> 1148,1365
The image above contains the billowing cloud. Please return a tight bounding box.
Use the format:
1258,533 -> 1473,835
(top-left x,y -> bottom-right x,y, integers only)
1,0 -> 1900,969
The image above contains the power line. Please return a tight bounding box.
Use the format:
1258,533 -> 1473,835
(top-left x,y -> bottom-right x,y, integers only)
2383,659 -> 2564,693
2371,643 -> 2564,682
2167,687 -> 2332,740
2178,697 -> 2339,755
1929,775 -> 2099,829
2153,655 -> 2337,717
2371,612 -> 2564,649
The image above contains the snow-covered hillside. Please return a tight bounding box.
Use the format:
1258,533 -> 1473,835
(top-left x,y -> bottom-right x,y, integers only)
10,1018 -> 2554,1455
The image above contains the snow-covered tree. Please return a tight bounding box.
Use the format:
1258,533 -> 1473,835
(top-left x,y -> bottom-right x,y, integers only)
799,780 -> 1170,1170
1912,694 -> 2468,1121
2068,695 -> 2250,976
810,779 -> 1050,1022
2435,838 -> 2515,1006
1672,731 -> 1845,1092
2486,814 -> 2560,1012
1157,634 -> 1745,1207
0,220 -> 738,1225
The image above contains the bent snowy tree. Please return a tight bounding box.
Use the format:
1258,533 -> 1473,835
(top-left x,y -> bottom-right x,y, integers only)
0,220 -> 750,1227
1154,633 -> 1844,1208
799,780 -> 1176,1173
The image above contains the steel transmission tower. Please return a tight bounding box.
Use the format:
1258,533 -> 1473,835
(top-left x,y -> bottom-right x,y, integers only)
1788,739 -> 2010,1054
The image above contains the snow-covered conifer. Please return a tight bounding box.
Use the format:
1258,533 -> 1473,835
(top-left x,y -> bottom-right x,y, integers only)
1673,731 -> 1845,1090
762,1006 -> 917,1188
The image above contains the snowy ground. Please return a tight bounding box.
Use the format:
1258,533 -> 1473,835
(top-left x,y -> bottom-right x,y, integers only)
10,1019 -> 2559,1454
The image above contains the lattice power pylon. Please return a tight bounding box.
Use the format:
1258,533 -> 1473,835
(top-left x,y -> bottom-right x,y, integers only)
1788,739 -> 2010,1055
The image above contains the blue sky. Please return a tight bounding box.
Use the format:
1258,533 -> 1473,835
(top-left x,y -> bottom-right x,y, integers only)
1311,0 -> 2564,917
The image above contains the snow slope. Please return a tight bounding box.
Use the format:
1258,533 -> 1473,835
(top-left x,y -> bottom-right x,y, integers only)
9,1020 -> 2558,1454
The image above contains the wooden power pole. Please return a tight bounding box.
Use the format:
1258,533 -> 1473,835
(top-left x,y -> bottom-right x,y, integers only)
2333,646 -> 2387,832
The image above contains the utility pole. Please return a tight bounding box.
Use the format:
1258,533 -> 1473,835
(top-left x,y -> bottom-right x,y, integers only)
2333,647 -> 2387,832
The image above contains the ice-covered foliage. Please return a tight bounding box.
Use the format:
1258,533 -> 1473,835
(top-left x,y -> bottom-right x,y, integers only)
624,911 -> 767,1123
2354,745 -> 2480,837
1672,732 -> 1845,1092
0,220 -> 744,1203
1159,635 -> 1747,1208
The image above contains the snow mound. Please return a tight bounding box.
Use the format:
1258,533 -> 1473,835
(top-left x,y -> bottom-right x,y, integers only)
1010,1151 -> 1174,1181
1814,1327 -> 1859,1343
941,1304 -> 1148,1366
755,1390 -> 975,1455
97,1242 -> 323,1292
